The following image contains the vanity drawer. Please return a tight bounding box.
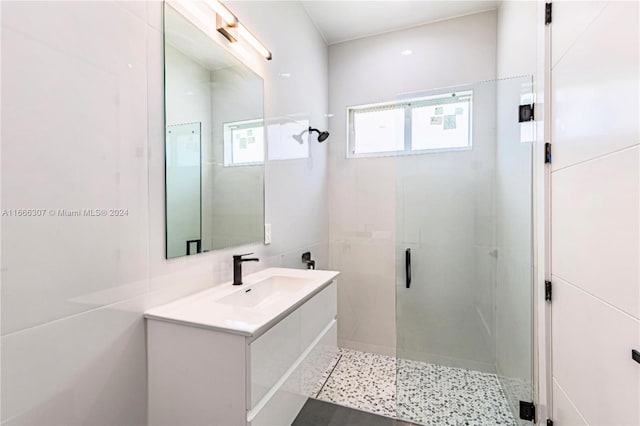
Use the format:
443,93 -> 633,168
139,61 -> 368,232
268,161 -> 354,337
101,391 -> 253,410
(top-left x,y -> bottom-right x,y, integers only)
301,281 -> 337,349
249,281 -> 337,410
249,321 -> 337,426
249,308 -> 302,408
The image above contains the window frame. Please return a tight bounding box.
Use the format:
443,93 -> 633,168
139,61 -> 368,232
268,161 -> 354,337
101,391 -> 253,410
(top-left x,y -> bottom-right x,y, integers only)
346,88 -> 473,159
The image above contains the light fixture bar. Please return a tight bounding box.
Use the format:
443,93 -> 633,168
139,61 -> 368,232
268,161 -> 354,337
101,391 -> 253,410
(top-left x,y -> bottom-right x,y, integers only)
205,0 -> 237,26
237,24 -> 272,61
216,14 -> 238,43
177,1 -> 213,29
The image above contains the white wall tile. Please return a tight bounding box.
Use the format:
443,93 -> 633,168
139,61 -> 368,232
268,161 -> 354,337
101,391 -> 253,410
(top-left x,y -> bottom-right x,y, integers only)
494,254 -> 532,388
552,277 -> 640,426
117,0 -> 147,23
1,0 -> 149,335
552,146 -> 640,319
1,0 -> 329,423
1,297 -> 148,425
552,380 -> 587,426
146,0 -> 163,32
496,1 -> 537,79
550,1 -> 608,68
330,238 -> 396,351
551,3 -> 640,423
551,1 -> 639,171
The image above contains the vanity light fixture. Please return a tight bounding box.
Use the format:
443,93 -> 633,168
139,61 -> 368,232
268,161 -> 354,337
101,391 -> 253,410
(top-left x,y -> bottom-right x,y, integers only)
237,24 -> 272,60
213,2 -> 272,61
205,0 -> 236,26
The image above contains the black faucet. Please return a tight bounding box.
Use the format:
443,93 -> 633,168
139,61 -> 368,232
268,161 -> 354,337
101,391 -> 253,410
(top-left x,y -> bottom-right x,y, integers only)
301,251 -> 315,270
232,253 -> 259,285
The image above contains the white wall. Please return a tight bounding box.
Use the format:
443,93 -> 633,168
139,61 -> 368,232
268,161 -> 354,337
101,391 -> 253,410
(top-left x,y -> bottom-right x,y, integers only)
497,1 -> 537,80
328,10 -> 497,358
0,1 -> 328,424
549,2 -> 639,425
495,0 -> 537,421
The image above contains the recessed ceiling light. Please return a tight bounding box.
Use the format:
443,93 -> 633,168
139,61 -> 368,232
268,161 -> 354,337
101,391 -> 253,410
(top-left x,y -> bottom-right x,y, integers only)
279,72 -> 292,78
324,113 -> 335,118
401,49 -> 413,56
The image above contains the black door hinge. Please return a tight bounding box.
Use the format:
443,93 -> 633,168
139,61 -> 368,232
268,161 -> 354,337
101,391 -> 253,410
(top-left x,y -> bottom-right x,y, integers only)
547,420 -> 554,426
545,3 -> 552,25
632,349 -> 640,364
545,142 -> 552,164
545,280 -> 552,302
520,401 -> 536,422
519,104 -> 535,122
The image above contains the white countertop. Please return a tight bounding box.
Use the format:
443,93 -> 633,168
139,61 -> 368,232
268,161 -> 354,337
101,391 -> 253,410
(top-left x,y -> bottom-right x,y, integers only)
144,267 -> 339,337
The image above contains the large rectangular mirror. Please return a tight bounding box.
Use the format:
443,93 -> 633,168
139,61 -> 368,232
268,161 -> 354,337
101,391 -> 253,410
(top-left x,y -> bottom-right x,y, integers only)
164,3 -> 265,259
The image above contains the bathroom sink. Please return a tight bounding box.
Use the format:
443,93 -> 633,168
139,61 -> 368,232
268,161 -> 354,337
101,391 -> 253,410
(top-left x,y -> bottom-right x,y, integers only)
217,275 -> 314,308
144,267 -> 339,337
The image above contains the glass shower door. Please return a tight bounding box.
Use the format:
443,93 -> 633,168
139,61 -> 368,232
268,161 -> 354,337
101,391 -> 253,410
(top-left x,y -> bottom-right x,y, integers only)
395,77 -> 534,425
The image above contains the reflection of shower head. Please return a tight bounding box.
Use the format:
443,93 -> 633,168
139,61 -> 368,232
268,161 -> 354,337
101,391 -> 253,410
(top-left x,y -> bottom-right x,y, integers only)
309,126 -> 330,143
292,132 -> 305,144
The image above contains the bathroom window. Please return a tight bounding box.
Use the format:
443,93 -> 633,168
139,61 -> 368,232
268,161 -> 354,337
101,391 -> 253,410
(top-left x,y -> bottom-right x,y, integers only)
223,119 -> 265,166
347,90 -> 472,157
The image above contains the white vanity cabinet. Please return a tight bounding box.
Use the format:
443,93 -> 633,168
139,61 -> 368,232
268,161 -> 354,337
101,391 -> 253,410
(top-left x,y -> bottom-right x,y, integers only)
145,269 -> 338,426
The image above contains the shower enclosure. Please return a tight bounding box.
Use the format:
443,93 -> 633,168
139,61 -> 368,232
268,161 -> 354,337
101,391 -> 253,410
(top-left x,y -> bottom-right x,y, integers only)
394,76 -> 534,425
318,75 -> 535,425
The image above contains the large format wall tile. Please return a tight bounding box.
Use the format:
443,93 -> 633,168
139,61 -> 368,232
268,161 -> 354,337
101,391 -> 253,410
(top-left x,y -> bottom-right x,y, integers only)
552,146 -> 640,319
552,380 -> 587,426
552,277 -> 640,426
551,3 -> 640,424
550,1 -> 608,69
1,1 -> 149,335
551,2 -> 639,171
1,297 -> 148,425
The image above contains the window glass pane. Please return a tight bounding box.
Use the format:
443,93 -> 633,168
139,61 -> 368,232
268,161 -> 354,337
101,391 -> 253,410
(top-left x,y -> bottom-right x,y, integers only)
353,108 -> 405,154
224,120 -> 264,166
411,99 -> 470,151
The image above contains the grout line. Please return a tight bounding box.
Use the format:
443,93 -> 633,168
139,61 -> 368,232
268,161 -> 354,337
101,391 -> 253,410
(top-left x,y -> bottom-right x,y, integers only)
552,274 -> 640,322
315,352 -> 343,398
2,241 -> 331,339
551,2 -> 609,71
1,288 -> 145,339
550,143 -> 639,174
552,378 -> 590,425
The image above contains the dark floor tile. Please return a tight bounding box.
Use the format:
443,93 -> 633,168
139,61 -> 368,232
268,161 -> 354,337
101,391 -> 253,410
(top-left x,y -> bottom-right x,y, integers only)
293,399 -> 418,426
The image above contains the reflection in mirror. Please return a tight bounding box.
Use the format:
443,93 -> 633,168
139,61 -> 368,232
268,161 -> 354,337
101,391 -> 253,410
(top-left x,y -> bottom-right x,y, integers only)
164,3 -> 265,259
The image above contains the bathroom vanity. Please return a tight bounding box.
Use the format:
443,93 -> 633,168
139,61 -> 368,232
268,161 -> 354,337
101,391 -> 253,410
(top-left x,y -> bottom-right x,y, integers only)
145,268 -> 339,426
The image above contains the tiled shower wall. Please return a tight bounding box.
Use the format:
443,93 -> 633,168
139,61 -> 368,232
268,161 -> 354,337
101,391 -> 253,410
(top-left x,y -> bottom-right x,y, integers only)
327,10 -> 498,359
0,1 -> 328,424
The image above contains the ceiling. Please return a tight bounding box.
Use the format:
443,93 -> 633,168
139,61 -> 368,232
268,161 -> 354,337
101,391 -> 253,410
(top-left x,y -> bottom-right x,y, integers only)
300,1 -> 499,45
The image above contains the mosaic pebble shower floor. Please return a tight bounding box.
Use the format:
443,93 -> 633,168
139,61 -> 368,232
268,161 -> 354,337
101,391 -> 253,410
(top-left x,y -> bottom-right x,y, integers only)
312,348 -> 516,426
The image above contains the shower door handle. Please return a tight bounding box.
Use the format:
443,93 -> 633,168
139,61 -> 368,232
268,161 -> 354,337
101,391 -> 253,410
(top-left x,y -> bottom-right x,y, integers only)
405,248 -> 411,288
